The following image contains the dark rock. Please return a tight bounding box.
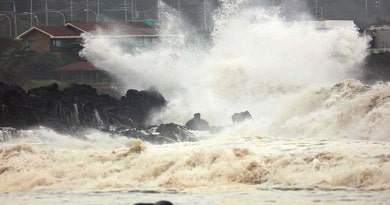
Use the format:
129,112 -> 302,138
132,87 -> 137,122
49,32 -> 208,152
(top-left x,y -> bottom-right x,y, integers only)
117,123 -> 197,144
0,82 -> 38,128
0,81 -> 173,143
0,127 -> 18,142
122,87 -> 167,124
134,200 -> 174,205
185,113 -> 210,131
155,123 -> 197,142
232,111 -> 252,124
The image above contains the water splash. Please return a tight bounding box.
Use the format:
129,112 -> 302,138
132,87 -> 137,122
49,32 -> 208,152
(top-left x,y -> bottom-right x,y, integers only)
94,109 -> 104,128
0,128 -> 389,192
73,104 -> 80,125
78,2 -> 386,140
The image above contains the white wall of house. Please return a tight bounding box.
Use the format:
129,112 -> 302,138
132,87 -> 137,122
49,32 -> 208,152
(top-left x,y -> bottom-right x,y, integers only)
367,25 -> 390,52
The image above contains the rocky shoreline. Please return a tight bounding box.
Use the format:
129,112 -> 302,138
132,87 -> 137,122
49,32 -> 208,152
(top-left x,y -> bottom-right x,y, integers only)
0,81 -> 196,144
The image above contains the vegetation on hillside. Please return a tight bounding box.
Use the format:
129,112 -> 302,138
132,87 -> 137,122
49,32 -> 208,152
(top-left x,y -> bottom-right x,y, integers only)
0,37 -> 67,87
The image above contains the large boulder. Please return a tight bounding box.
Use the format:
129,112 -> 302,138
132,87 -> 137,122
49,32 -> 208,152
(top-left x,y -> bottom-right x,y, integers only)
155,123 -> 197,142
0,82 -> 37,128
121,88 -> 167,124
185,113 -> 210,131
232,111 -> 252,124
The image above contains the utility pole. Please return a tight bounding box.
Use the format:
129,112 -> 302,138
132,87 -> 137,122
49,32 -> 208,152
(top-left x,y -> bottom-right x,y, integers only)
0,14 -> 12,37
13,1 -> 17,36
365,0 -> 368,14
45,0 -> 49,26
177,0 -> 181,19
203,0 -> 208,31
124,0 -> 128,21
97,0 -> 100,22
86,0 -> 89,22
70,0 -> 73,21
134,0 -> 137,21
131,0 -> 135,21
50,11 -> 66,25
157,0 -> 161,25
375,0 -> 382,18
30,0 -> 33,27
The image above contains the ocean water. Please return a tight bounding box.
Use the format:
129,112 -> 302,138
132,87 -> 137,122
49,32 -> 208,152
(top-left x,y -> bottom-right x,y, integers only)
0,127 -> 389,204
1,1 -> 389,204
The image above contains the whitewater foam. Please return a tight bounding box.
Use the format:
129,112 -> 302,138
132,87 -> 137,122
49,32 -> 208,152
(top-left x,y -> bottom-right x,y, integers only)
0,129 -> 389,192
80,2 -> 371,131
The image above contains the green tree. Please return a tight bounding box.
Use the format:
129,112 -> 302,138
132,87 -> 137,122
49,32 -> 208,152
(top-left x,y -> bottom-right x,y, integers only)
26,52 -> 65,80
0,46 -> 33,85
0,37 -> 67,85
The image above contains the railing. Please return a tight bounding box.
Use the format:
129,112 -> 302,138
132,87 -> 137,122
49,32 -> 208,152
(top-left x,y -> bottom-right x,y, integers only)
369,48 -> 390,53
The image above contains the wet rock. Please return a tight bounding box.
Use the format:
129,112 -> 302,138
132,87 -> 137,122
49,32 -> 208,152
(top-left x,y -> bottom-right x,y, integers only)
134,200 -> 174,205
0,127 -> 18,143
122,88 -> 167,124
117,123 -> 197,144
185,113 -> 210,131
155,123 -> 197,142
0,81 -> 171,143
232,111 -> 252,124
0,82 -> 38,128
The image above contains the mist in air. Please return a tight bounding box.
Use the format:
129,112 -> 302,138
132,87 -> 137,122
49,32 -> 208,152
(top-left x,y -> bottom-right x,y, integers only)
80,1 -> 389,140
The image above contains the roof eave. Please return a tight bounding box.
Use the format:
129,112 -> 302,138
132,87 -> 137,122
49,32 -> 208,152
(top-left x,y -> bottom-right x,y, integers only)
92,34 -> 180,38
16,27 -> 54,40
65,23 -> 89,33
52,36 -> 83,39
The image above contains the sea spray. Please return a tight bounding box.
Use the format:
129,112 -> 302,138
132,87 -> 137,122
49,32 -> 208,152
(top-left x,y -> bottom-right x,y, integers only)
0,1 -> 389,203
80,2 -> 371,135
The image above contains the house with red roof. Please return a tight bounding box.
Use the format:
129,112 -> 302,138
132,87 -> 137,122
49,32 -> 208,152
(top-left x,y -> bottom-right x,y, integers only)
55,61 -> 112,87
15,22 -> 160,86
15,25 -> 81,54
16,22 -> 158,54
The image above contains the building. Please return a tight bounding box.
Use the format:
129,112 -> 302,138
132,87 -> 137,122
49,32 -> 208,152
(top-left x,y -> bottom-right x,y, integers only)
292,20 -> 357,30
15,25 -> 81,54
55,61 -> 114,93
366,25 -> 390,53
15,22 -> 159,55
15,22 -> 160,87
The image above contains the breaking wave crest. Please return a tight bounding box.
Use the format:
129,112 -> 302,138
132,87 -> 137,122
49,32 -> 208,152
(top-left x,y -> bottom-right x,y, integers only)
2,0 -> 388,195
79,2 -> 390,141
0,129 -> 389,192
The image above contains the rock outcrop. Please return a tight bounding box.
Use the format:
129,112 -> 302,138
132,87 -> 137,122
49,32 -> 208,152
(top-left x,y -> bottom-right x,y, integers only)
232,111 -> 252,124
185,113 -> 210,131
0,81 -> 195,144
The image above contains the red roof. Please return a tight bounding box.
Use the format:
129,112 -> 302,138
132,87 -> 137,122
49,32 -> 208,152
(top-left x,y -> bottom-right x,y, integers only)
66,22 -> 158,35
16,26 -> 80,39
55,61 -> 97,72
17,22 -> 159,40
35,26 -> 81,37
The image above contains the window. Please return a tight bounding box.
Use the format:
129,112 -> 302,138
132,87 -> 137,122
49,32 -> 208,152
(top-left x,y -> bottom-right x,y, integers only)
27,40 -> 35,50
52,40 -> 63,47
51,39 -> 81,52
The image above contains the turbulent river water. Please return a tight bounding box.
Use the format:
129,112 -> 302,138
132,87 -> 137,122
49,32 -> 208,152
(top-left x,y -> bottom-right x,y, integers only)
1,1 -> 389,204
